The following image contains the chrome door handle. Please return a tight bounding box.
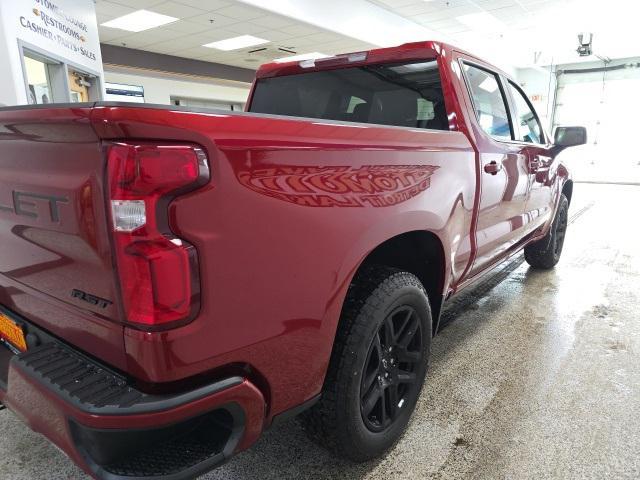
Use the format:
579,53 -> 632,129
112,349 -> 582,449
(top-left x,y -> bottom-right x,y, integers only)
484,161 -> 503,175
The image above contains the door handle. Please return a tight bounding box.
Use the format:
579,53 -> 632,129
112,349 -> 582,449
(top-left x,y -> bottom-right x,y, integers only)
483,161 -> 503,175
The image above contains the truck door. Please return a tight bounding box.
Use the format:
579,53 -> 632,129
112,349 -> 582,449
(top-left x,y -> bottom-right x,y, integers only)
503,80 -> 555,235
458,61 -> 530,277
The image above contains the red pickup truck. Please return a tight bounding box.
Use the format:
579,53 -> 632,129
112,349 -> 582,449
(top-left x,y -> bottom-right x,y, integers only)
0,41 -> 585,479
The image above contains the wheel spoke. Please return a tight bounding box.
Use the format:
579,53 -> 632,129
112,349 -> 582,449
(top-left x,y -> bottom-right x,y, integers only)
373,332 -> 383,359
361,368 -> 378,397
387,384 -> 399,418
397,370 -> 416,384
362,384 -> 382,416
395,309 -> 413,341
397,315 -> 419,349
383,316 -> 395,347
397,348 -> 421,363
394,310 -> 412,341
379,386 -> 387,425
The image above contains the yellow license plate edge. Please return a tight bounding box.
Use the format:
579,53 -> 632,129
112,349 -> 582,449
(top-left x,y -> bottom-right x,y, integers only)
0,311 -> 28,353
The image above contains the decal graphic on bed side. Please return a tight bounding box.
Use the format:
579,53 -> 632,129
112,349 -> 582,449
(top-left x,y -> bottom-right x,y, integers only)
237,165 -> 440,207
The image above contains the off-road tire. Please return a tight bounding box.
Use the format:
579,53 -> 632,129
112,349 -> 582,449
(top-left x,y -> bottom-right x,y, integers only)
524,194 -> 569,269
301,265 -> 432,461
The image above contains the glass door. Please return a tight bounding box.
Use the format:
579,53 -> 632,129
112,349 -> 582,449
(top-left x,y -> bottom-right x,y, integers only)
24,53 -> 54,105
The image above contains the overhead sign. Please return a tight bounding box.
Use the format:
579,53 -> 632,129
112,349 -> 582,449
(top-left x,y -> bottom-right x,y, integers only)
6,0 -> 102,72
0,0 -> 103,105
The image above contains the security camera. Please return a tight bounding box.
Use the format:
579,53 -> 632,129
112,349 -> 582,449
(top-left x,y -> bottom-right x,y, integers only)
577,33 -> 593,56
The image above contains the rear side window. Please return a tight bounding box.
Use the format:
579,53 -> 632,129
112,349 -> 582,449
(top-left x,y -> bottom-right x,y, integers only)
462,63 -> 512,141
249,60 -> 449,131
507,81 -> 544,144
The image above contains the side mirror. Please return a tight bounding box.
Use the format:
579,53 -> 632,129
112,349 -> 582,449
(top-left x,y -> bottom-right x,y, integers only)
554,126 -> 587,149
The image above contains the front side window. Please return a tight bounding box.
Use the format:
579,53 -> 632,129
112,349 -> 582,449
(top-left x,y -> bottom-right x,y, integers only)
462,63 -> 512,141
249,60 -> 449,131
508,82 -> 544,144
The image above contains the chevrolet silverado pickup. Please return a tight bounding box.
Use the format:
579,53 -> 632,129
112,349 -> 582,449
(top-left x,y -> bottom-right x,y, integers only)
0,41 -> 586,479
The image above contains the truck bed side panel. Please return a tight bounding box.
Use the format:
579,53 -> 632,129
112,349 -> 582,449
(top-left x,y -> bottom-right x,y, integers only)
90,106 -> 476,416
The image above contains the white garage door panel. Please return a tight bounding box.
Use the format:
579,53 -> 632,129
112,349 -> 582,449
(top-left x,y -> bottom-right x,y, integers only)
554,64 -> 640,184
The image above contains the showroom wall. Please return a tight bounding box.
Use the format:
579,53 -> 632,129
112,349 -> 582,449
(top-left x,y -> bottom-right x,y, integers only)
103,68 -> 251,107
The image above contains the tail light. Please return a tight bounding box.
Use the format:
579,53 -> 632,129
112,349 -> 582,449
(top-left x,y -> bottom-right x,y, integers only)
106,143 -> 210,329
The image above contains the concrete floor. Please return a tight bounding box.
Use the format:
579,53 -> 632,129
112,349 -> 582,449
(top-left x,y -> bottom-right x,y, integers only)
1,183 -> 639,479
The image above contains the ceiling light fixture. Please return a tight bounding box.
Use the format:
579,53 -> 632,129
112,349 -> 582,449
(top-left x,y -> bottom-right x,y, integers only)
101,10 -> 178,32
478,77 -> 498,93
203,35 -> 269,51
273,52 -> 331,63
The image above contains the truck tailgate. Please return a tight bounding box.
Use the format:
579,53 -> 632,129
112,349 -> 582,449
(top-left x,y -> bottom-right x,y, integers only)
0,106 -> 125,370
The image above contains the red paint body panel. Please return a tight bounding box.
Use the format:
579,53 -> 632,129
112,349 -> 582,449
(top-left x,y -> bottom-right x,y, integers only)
0,41 -> 571,478
90,106 -> 476,418
0,107 -> 126,370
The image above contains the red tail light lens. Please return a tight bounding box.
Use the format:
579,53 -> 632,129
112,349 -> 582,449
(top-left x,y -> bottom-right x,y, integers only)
107,143 -> 209,329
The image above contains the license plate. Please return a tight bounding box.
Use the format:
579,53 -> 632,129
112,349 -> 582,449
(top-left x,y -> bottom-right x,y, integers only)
0,311 -> 27,353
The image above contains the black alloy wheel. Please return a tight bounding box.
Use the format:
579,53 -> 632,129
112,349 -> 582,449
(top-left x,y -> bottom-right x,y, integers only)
360,306 -> 423,432
554,202 -> 568,257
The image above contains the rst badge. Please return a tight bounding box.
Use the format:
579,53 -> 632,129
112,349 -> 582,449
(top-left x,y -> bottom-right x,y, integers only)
71,289 -> 113,309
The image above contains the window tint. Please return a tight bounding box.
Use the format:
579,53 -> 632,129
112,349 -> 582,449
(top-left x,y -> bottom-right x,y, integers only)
249,61 -> 449,130
508,82 -> 544,144
462,63 -> 512,140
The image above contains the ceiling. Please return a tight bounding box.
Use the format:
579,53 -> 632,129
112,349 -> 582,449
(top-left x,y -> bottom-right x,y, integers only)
370,0 -> 640,68
96,0 -> 640,73
96,0 -> 375,70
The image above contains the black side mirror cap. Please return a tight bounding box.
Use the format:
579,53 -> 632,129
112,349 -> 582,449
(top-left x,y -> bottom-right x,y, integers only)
554,126 -> 587,149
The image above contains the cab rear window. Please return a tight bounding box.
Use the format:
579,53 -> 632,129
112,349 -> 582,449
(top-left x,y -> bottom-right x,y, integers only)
249,60 -> 449,131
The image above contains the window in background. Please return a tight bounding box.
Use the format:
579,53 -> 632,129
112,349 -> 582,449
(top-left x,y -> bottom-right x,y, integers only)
462,63 -> 512,141
22,48 -> 102,104
24,54 -> 53,105
508,82 -> 543,144
105,83 -> 145,103
172,97 -> 243,111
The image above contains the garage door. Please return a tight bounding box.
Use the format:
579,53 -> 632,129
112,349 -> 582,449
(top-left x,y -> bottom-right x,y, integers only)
553,62 -> 640,184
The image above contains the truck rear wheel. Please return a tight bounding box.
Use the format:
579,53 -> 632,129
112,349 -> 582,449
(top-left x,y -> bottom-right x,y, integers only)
301,265 -> 431,461
524,194 -> 569,269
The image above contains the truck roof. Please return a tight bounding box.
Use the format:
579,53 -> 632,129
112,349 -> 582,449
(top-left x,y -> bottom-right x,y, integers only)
255,40 -> 507,80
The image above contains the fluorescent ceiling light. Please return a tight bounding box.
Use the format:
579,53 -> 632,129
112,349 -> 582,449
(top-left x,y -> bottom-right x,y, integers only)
456,12 -> 505,33
273,52 -> 331,63
101,10 -> 178,32
203,35 -> 269,51
478,77 -> 498,93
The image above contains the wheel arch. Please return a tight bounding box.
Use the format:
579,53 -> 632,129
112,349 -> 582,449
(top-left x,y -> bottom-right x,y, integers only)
350,230 -> 447,336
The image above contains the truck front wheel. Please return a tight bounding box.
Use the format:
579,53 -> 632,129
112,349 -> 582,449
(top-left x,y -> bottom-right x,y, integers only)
524,194 -> 570,269
301,265 -> 432,461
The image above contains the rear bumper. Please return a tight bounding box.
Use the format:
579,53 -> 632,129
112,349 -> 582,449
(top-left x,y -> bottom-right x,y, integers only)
0,323 -> 266,479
